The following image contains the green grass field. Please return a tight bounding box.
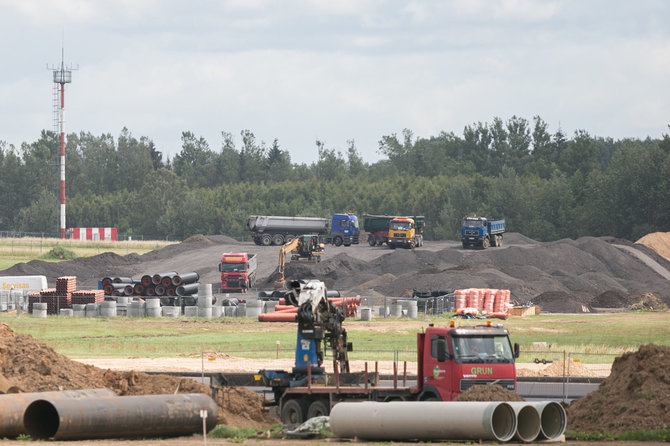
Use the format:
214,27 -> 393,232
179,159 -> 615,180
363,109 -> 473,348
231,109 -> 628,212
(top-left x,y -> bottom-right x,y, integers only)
0,237 -> 175,270
1,311 -> 667,362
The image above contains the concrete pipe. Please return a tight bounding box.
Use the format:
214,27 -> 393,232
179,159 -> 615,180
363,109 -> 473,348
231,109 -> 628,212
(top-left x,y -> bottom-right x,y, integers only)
112,277 -> 133,284
197,307 -> 212,318
389,303 -> 403,318
0,389 -> 115,438
507,402 -> 542,442
85,303 -> 99,318
329,401 -> 516,442
184,306 -> 198,317
145,298 -> 161,317
172,272 -> 199,286
198,283 -> 213,298
141,274 -> 153,286
234,303 -> 247,317
99,301 -> 117,318
533,401 -> 567,440
23,393 -> 217,440
72,304 -> 86,317
32,302 -> 47,318
264,301 -> 277,313
59,308 -> 74,317
211,306 -> 223,318
360,307 -> 372,321
197,294 -> 212,309
161,306 -> 181,317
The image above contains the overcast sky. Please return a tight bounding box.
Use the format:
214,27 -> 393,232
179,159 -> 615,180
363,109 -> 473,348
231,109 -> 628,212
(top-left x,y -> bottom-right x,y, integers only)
1,0 -> 669,164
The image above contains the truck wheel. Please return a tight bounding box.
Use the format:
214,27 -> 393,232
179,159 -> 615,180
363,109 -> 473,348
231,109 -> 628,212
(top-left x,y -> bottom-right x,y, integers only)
343,242 -> 351,247
281,398 -> 308,424
261,234 -> 272,246
368,236 -> 376,246
462,242 -> 468,249
497,235 -> 503,247
333,236 -> 343,247
482,238 -> 489,249
285,235 -> 295,243
389,244 -> 396,250
272,234 -> 285,246
307,399 -> 330,418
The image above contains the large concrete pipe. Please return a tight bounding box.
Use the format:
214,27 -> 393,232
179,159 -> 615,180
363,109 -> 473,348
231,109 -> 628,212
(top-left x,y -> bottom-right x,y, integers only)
0,389 -> 116,438
176,283 -> 199,296
329,401 -> 516,442
507,402 -> 542,442
23,393 -> 218,440
152,271 -> 177,285
533,401 -> 567,440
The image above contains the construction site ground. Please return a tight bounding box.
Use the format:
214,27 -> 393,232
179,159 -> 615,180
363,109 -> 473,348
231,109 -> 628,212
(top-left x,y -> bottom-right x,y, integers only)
2,232 -> 670,444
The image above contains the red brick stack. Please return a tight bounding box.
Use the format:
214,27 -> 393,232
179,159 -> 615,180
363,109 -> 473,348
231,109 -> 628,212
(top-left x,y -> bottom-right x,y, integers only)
71,290 -> 105,305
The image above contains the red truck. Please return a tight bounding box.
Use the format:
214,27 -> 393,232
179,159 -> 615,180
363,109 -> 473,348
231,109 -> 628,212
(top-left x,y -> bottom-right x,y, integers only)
258,316 -> 519,423
218,253 -> 257,293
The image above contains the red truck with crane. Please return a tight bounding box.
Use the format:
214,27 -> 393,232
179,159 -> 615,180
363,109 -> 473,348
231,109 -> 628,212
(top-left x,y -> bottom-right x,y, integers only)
255,279 -> 519,424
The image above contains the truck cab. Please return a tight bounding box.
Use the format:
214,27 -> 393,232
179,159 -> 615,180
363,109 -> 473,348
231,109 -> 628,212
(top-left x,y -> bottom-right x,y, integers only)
388,217 -> 421,249
219,253 -> 256,292
417,322 -> 518,401
330,213 -> 360,246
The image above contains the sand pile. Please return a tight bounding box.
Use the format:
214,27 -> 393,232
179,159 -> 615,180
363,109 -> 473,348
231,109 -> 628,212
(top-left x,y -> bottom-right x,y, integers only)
0,323 -> 273,428
566,344 -> 670,433
454,384 -> 524,402
637,232 -> 670,261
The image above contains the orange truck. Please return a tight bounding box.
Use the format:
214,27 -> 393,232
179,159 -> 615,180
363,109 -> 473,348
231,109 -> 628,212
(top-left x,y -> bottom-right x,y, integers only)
218,253 -> 257,293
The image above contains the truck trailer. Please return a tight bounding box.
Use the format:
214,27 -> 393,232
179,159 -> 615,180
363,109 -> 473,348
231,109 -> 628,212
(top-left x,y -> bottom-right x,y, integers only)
247,213 -> 359,246
461,216 -> 506,249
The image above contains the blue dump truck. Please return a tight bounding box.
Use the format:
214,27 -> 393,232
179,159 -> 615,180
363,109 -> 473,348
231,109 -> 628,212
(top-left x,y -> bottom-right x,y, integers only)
460,216 -> 505,249
247,213 -> 359,246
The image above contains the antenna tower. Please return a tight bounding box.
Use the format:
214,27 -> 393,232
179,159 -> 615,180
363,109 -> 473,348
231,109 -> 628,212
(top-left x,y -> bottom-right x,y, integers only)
48,47 -> 77,239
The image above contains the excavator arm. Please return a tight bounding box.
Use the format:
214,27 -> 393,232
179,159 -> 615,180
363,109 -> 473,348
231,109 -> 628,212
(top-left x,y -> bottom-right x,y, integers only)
277,237 -> 301,285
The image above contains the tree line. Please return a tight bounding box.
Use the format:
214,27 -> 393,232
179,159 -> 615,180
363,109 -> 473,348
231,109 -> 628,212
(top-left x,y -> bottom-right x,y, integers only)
1,116 -> 669,242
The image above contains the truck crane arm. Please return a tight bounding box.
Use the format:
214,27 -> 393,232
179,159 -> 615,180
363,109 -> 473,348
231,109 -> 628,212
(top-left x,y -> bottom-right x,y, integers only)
289,279 -> 350,374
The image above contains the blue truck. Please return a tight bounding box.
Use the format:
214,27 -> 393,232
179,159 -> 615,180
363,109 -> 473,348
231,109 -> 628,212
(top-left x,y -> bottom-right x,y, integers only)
460,216 -> 505,249
247,213 -> 359,246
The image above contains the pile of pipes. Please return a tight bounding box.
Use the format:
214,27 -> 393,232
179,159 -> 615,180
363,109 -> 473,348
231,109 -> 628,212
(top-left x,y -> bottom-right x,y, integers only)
0,389 -> 217,440
258,296 -> 361,322
330,400 -> 566,443
100,272 -> 200,298
28,276 -> 103,315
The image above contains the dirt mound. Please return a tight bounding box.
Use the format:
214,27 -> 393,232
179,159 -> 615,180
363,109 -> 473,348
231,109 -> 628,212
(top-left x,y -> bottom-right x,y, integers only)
518,358 -> 601,378
454,384 -> 525,401
636,232 -> 670,261
592,290 -> 629,308
0,323 -> 273,427
532,291 -> 594,313
566,344 -> 670,434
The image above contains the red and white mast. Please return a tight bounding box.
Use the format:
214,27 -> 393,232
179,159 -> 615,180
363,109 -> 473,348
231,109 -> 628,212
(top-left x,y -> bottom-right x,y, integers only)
50,47 -> 74,239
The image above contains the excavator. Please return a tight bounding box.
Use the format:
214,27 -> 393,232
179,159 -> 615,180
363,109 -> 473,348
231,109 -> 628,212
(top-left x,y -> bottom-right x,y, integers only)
275,234 -> 325,288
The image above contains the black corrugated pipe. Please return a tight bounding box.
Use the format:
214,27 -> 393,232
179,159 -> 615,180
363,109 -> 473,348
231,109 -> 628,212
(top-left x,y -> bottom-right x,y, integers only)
23,393 -> 218,440
152,272 -> 177,285
176,283 -> 199,296
0,389 -> 116,438
172,272 -> 199,286
112,277 -> 133,284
